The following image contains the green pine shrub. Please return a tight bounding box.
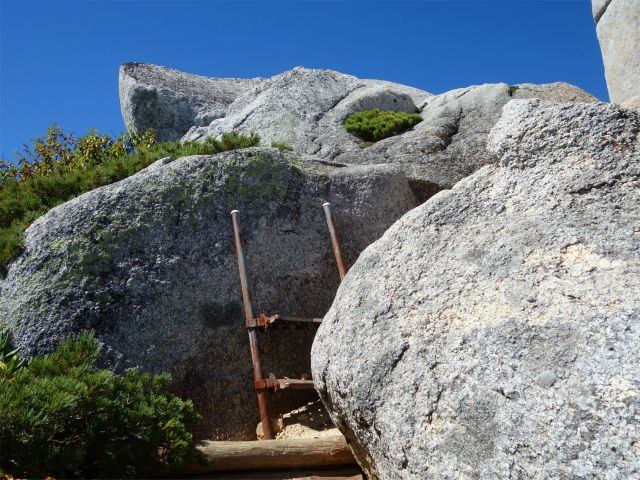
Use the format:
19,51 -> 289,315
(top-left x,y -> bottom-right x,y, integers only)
270,141 -> 294,151
344,108 -> 423,143
137,131 -> 261,161
0,127 -> 261,275
0,330 -> 204,479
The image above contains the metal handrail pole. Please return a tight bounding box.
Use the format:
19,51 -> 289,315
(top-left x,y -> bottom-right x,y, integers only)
231,210 -> 274,440
322,203 -> 348,281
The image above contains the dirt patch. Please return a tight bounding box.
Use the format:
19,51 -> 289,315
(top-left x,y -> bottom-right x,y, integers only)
256,399 -> 340,440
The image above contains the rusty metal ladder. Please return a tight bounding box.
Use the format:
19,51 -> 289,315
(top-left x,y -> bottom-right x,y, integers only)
230,203 -> 347,440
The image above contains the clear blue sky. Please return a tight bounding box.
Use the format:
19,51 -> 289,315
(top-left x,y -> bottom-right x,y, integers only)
1,0 -> 607,160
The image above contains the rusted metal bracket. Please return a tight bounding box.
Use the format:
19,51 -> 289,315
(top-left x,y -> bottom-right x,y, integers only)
246,314 -> 278,329
255,375 -> 315,391
255,373 -> 280,391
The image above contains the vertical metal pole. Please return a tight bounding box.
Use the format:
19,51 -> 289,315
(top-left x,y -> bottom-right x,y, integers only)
231,210 -> 274,440
322,202 -> 348,281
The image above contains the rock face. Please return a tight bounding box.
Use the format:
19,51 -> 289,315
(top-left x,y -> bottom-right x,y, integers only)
119,63 -> 264,143
182,67 -> 431,162
343,81 -> 599,201
183,68 -> 598,202
593,0 -> 640,107
0,147 -> 417,440
312,99 -> 640,479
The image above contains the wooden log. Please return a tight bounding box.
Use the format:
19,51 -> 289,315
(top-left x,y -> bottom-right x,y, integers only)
169,465 -> 363,479
178,435 -> 356,474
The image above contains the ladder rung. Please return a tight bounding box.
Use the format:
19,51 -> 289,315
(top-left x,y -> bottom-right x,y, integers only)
278,379 -> 315,389
271,316 -> 323,329
277,316 -> 323,324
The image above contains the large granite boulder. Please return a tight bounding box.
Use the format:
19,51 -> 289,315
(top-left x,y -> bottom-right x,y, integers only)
183,67 -> 598,202
119,63 -> 264,143
312,99 -> 640,479
0,148 -> 417,440
593,0 -> 640,107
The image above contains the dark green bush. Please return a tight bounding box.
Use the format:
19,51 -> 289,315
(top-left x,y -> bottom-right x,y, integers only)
344,108 -> 423,143
0,330 -> 204,479
0,128 -> 261,275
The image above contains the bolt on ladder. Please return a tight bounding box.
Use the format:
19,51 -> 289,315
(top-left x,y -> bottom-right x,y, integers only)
231,202 -> 347,440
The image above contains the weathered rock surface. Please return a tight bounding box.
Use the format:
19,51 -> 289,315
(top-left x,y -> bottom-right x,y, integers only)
0,147 -> 417,440
594,0 -> 640,105
510,82 -> 600,103
182,67 -> 431,161
312,99 -> 640,479
340,81 -> 599,201
119,62 -> 264,143
182,67 -> 598,202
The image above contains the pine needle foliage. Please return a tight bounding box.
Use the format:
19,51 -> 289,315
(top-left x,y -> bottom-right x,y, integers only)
0,127 -> 261,275
344,108 -> 423,143
270,141 -> 294,151
0,330 -> 204,479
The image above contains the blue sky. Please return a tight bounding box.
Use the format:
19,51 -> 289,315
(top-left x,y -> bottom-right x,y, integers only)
1,0 -> 606,160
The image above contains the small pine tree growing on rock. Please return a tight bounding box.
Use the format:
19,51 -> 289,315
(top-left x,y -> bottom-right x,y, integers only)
344,108 -> 423,143
0,330 -> 204,479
